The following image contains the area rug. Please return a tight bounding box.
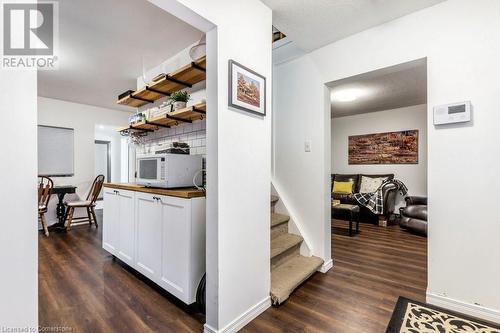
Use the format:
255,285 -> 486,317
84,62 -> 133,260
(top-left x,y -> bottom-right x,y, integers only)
386,297 -> 500,333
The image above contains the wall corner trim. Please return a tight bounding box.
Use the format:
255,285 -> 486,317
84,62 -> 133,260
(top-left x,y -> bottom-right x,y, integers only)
318,258 -> 333,273
426,292 -> 500,324
203,297 -> 271,333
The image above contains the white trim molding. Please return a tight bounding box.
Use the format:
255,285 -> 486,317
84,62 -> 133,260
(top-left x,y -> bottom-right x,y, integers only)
318,259 -> 333,273
427,292 -> 500,324
203,297 -> 271,333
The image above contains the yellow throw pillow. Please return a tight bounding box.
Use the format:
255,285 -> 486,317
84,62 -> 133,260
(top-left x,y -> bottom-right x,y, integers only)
332,181 -> 353,194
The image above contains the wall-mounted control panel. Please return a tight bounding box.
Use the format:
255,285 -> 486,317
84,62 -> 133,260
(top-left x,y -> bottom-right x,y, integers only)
433,101 -> 471,125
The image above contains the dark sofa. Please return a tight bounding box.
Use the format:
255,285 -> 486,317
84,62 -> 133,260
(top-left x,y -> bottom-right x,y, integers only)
331,174 -> 399,224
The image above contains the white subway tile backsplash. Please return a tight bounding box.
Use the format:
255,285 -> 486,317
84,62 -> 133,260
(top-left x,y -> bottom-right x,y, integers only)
137,119 -> 207,157
193,121 -> 201,131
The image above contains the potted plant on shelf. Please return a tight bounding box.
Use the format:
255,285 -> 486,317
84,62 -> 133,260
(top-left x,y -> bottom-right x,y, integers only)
169,91 -> 191,111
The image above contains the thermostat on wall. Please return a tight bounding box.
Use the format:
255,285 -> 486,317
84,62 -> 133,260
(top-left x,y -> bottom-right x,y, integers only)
433,101 -> 471,125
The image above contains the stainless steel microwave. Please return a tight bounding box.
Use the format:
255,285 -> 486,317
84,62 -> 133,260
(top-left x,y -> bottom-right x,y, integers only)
136,153 -> 202,188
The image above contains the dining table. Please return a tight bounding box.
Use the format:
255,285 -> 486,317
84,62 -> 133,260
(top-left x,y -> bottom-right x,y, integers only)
48,185 -> 77,231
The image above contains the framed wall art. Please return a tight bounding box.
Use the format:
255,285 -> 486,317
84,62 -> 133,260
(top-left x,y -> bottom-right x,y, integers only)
348,130 -> 419,164
228,60 -> 266,116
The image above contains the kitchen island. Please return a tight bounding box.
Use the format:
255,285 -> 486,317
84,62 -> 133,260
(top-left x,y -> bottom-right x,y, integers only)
102,183 -> 206,305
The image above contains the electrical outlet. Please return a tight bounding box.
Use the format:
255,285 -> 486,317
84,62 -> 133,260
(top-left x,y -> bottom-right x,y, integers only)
304,140 -> 311,152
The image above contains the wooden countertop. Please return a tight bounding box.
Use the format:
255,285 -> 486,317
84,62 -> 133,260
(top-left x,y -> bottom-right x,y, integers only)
104,183 -> 205,199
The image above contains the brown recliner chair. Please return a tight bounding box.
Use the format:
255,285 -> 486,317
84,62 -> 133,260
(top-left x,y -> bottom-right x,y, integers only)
399,196 -> 427,236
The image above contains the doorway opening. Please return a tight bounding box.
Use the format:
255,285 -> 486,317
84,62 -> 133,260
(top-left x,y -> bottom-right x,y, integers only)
37,0 -> 212,332
94,140 -> 111,201
327,58 -> 428,324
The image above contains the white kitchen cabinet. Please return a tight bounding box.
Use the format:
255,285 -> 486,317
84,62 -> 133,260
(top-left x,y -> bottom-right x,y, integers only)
103,186 -> 206,305
159,196 -> 190,300
134,192 -> 162,280
103,188 -> 119,255
103,188 -> 135,263
116,190 -> 135,266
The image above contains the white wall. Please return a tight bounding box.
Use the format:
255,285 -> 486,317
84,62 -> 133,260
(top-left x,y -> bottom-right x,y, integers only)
38,97 -> 130,223
273,56 -> 332,265
0,70 -> 38,328
149,1 -> 272,332
274,0 -> 500,322
332,104 -> 428,201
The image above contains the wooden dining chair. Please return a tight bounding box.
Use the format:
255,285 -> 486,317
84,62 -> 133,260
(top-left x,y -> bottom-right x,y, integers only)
65,175 -> 105,230
38,176 -> 54,237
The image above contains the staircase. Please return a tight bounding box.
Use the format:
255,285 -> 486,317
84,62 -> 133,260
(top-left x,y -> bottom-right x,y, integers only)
270,195 -> 323,305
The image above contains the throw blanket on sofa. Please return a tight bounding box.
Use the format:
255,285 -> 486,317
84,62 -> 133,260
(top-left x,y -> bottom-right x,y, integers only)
354,179 -> 408,215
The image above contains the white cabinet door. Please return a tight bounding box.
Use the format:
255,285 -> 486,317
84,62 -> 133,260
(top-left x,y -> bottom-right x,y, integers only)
158,196 -> 191,301
117,190 -> 135,266
103,189 -> 119,255
135,192 -> 162,280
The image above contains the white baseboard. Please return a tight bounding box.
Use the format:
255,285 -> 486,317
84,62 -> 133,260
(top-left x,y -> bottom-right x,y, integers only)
318,258 -> 333,273
204,324 -> 218,333
203,296 -> 271,333
427,292 -> 500,324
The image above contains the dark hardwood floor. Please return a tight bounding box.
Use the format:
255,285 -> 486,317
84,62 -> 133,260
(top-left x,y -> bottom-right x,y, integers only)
39,215 -> 426,333
38,211 -> 204,333
242,219 -> 427,333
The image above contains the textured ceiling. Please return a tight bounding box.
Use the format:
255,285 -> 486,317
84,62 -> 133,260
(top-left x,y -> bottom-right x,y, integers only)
38,0 -> 203,112
328,59 -> 427,118
263,0 -> 446,52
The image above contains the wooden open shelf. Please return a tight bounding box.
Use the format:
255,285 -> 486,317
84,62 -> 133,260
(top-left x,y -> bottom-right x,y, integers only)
117,56 -> 206,108
119,102 -> 206,134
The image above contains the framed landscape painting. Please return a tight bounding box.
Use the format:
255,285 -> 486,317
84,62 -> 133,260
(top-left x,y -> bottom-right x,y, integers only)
228,60 -> 266,116
348,130 -> 419,164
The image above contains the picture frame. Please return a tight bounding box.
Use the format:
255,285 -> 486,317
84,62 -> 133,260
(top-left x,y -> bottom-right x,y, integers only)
228,60 -> 266,116
348,129 -> 419,165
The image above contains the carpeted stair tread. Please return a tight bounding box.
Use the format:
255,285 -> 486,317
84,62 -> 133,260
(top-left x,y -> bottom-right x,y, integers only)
271,233 -> 303,259
271,255 -> 324,305
271,195 -> 279,204
271,213 -> 290,227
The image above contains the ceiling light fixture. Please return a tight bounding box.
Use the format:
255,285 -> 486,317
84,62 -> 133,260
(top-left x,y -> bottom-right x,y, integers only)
331,88 -> 365,102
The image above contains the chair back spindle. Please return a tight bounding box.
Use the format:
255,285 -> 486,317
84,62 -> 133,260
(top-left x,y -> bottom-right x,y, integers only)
38,176 -> 53,237
38,176 -> 54,209
86,175 -> 105,205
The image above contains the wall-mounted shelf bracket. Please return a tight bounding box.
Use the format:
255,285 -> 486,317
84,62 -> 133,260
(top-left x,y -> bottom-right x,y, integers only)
145,86 -> 170,97
166,114 -> 192,123
164,75 -> 193,88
